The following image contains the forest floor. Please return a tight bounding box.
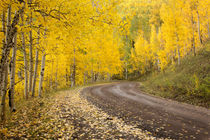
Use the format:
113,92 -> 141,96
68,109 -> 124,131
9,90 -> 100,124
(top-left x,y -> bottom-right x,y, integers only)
0,85 -> 157,139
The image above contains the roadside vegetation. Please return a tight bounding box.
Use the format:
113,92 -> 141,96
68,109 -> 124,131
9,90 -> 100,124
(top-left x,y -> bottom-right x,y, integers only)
140,41 -> 210,108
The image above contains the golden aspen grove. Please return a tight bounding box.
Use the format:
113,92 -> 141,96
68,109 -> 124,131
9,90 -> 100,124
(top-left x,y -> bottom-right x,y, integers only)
0,0 -> 210,139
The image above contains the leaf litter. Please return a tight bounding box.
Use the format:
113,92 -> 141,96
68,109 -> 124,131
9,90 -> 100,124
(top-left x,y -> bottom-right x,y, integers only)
0,87 -> 168,139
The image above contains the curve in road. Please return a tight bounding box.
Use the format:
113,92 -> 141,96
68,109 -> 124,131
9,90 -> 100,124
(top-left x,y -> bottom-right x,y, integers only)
82,82 -> 210,139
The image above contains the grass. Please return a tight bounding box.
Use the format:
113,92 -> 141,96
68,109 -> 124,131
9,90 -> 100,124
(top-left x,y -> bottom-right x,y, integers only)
140,41 -> 210,108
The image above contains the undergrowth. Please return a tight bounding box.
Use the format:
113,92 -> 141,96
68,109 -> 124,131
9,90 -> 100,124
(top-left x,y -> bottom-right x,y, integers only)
140,41 -> 210,108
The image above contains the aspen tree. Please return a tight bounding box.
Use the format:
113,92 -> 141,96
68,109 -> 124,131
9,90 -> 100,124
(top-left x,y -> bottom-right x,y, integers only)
0,1 -> 24,86
38,27 -> 47,97
38,53 -> 46,97
1,60 -> 8,121
0,11 -> 6,97
1,5 -> 11,121
71,47 -> 76,87
9,32 -> 17,112
197,11 -> 202,44
28,0 -> 33,94
208,21 -> 210,39
0,0 -> 126,121
191,13 -> 196,56
31,29 -> 39,97
21,10 -> 28,99
0,0 -> 24,121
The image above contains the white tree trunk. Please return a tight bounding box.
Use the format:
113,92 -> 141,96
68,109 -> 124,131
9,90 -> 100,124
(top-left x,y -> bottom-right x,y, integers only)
107,72 -> 111,81
192,31 -> 196,56
55,59 -> 58,89
207,21 -> 210,39
32,29 -> 40,96
55,70 -> 58,89
1,62 -> 8,121
91,70 -> 94,83
125,62 -> 128,80
21,12 -> 29,99
9,32 -> 17,112
175,24 -> 181,65
177,48 -> 181,66
157,58 -> 160,72
50,60 -> 54,89
71,48 -> 76,87
1,5 -> 11,121
0,5 -> 23,92
66,68 -> 68,86
32,48 -> 38,97
197,11 -> 202,44
83,71 -> 86,85
0,11 -> 6,97
83,65 -> 86,85
28,8 -> 33,94
38,53 -> 46,97
191,14 -> 196,56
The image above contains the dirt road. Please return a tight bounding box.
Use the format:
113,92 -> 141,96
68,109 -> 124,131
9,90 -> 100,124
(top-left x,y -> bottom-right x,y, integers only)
82,82 -> 210,139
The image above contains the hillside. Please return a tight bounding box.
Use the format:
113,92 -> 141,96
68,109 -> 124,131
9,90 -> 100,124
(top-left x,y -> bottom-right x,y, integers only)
140,41 -> 210,108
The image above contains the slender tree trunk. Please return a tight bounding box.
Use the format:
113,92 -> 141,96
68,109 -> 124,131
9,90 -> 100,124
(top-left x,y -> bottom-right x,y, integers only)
0,3 -> 23,121
0,11 -> 6,96
0,5 -> 23,89
207,21 -> 210,39
1,62 -> 8,122
55,70 -> 57,89
32,29 -> 40,97
66,68 -> 68,86
38,53 -> 46,97
175,27 -> 181,65
174,49 -> 176,61
38,28 -> 47,97
197,11 -> 202,44
97,64 -> 101,82
28,5 -> 33,94
157,58 -> 160,72
9,32 -> 17,112
1,11 -> 5,44
191,14 -> 196,56
21,12 -> 28,99
91,70 -> 94,83
83,71 -> 86,85
50,60 -> 53,89
23,41 -> 28,99
107,72 -> 111,81
177,48 -> 181,66
83,65 -> 86,85
192,32 -> 196,56
1,5 -> 11,122
55,71 -> 58,89
55,59 -> 58,89
125,62 -> 128,80
71,48 -> 76,87
73,48 -> 76,86
32,48 -> 38,97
